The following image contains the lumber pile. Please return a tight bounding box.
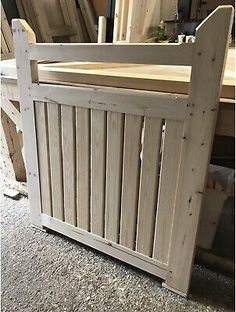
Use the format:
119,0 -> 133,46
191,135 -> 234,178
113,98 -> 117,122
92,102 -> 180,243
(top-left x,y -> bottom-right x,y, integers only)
113,0 -> 178,43
15,0 -> 105,43
1,5 -> 14,60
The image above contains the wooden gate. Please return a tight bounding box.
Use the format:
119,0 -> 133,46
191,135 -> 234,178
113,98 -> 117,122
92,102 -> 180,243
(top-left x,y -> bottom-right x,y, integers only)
12,6 -> 233,297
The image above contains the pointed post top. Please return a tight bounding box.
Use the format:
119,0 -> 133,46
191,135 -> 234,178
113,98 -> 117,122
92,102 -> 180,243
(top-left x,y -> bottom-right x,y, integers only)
12,19 -> 36,43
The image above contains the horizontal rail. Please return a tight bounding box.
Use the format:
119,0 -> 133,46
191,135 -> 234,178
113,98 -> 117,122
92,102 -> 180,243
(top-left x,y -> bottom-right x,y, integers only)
41,214 -> 168,279
29,43 -> 194,66
30,83 -> 188,121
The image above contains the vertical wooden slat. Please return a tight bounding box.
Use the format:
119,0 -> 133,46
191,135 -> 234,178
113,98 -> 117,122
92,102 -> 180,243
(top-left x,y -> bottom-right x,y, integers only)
120,114 -> 142,249
47,102 -> 64,220
105,112 -> 124,242
35,102 -> 51,216
76,107 -> 90,231
12,19 -> 41,227
136,117 -> 162,256
61,105 -> 76,226
91,109 -> 106,236
153,120 -> 183,263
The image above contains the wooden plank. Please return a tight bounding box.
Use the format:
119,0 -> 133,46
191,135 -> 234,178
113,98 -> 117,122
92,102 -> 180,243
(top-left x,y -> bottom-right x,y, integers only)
90,109 -> 106,236
12,19 -> 42,227
153,120 -> 183,263
98,16 -> 106,43
30,83 -> 187,121
29,42 -> 194,66
1,109 -> 26,182
105,112 -> 124,243
26,0 -> 43,42
50,25 -> 76,37
161,0 -> 177,20
61,0 -> 85,42
79,0 -> 98,42
0,120 -> 16,181
119,0 -> 130,41
61,105 -> 76,225
1,31 -> 9,53
113,0 -> 122,42
1,98 -> 23,131
15,0 -> 27,19
136,117 -> 162,257
164,6 -> 234,295
120,114 -> 142,249
41,213 -> 168,277
31,0 -> 53,43
91,0 -> 109,17
1,5 -> 14,52
126,0 -> 143,42
76,107 -> 90,231
47,102 -> 64,220
77,6 -> 90,42
35,102 -> 52,216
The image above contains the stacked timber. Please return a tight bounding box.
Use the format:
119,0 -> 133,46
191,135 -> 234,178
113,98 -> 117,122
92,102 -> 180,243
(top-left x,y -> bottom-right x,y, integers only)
15,0 -> 106,43
1,5 -> 14,60
113,0 -> 178,43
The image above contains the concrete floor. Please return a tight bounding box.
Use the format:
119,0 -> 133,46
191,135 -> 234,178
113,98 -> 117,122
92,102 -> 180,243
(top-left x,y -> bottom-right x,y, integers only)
1,187 -> 234,311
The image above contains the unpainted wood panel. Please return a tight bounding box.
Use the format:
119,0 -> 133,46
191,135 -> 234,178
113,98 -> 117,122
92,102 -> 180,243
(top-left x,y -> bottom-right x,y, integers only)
47,102 -> 64,220
35,102 -> 52,216
91,109 -> 106,236
136,117 -> 162,257
105,111 -> 124,243
76,107 -> 90,231
61,105 -> 76,225
120,114 -> 142,249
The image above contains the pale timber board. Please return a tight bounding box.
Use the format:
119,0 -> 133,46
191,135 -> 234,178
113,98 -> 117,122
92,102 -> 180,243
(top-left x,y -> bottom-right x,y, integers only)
136,117 -> 162,257
47,102 -> 64,220
76,107 -> 90,231
12,19 -> 42,227
41,213 -> 167,278
113,0 -> 122,42
29,43 -> 194,65
30,0 -> 53,43
79,0 -> 97,42
1,31 -> 9,54
1,78 -> 19,102
98,16 -> 107,43
1,109 -> 26,182
30,83 -> 187,121
105,112 -> 124,243
119,0 -> 129,41
153,120 -> 183,263
91,109 -> 106,237
61,105 -> 76,226
2,49 -> 234,98
63,0 -> 85,42
1,5 -> 14,52
34,102 -> 52,216
164,6 -> 234,295
1,97 -> 23,131
120,115 -> 142,249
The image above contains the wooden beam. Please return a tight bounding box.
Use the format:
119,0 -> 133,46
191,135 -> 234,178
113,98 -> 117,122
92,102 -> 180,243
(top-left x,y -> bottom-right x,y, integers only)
29,42 -> 194,65
30,83 -> 188,121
